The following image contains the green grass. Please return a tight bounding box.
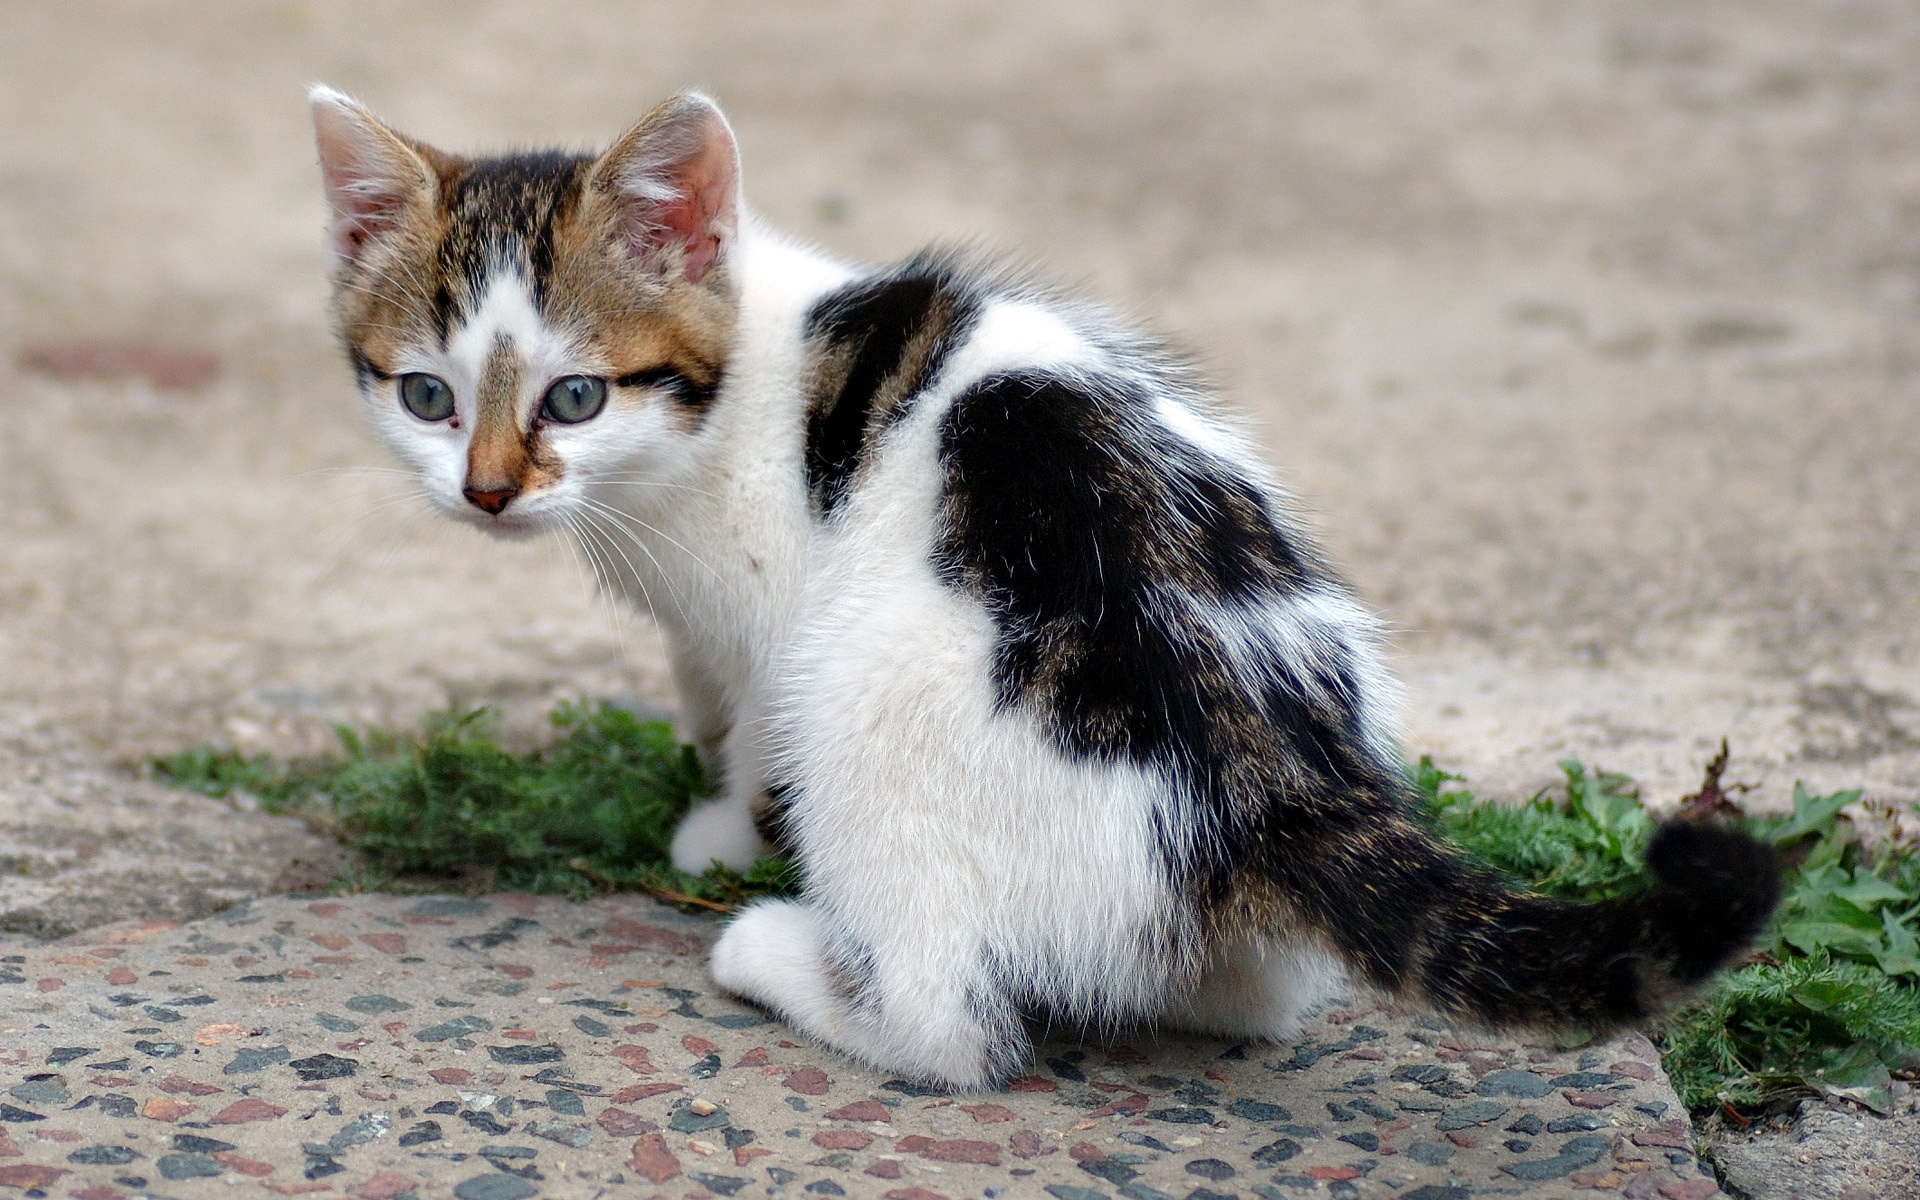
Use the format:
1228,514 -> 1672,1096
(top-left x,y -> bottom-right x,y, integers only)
155,704 -> 1920,1116
152,701 -> 798,910
1417,758 -> 1920,1115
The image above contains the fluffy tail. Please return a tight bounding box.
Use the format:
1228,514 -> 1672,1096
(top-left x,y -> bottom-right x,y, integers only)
1288,814 -> 1781,1032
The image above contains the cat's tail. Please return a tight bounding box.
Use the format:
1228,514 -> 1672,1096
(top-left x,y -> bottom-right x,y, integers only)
1286,812 -> 1780,1034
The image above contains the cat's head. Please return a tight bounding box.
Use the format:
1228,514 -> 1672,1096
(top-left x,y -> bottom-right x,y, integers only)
310,87 -> 741,534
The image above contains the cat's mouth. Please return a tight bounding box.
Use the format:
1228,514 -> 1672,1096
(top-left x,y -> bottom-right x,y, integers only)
456,500 -> 549,540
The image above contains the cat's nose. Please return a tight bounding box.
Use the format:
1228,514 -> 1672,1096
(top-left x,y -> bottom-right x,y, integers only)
463,482 -> 521,515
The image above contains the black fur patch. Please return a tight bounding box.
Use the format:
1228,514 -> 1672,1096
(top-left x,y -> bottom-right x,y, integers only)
616,366 -> 719,410
802,257 -> 978,517
431,151 -> 593,341
934,368 -> 1780,1032
350,348 -> 392,388
934,370 -> 1328,781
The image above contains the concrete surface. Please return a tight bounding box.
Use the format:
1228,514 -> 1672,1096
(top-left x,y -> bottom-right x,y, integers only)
3,1 -> 1920,1196
1706,1100 -> 1920,1200
0,894 -> 1727,1200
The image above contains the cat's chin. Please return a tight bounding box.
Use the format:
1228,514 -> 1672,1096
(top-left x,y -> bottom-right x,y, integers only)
456,508 -> 551,541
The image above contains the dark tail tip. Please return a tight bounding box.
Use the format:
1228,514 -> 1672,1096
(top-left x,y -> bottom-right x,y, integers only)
1641,820 -> 1782,985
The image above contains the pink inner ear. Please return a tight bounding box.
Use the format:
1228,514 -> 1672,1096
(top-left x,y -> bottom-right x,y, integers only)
609,104 -> 738,285
313,96 -> 426,268
629,190 -> 723,284
330,182 -> 409,258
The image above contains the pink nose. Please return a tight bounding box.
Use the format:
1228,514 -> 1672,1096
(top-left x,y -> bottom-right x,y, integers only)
463,483 -> 520,515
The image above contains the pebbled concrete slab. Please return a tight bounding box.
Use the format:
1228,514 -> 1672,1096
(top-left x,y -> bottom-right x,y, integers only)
0,719 -> 341,941
1706,1102 -> 1920,1200
0,893 -> 1725,1200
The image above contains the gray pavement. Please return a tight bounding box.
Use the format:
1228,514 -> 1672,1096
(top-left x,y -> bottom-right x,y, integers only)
1,893 -> 1723,1200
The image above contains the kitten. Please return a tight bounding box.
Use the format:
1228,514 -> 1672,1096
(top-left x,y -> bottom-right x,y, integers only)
311,88 -> 1780,1088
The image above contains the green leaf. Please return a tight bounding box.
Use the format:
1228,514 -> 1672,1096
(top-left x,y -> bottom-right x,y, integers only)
1874,909 -> 1920,978
1814,1042 -> 1894,1114
1833,869 -> 1912,913
1789,979 -> 1852,1012
1780,917 -> 1885,958
1768,784 -> 1862,845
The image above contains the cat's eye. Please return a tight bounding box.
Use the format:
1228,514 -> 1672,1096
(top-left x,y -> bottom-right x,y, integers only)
542,375 -> 608,424
399,373 -> 454,422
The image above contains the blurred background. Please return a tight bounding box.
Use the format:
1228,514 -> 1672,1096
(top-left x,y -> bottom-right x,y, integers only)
4,0 -> 1919,825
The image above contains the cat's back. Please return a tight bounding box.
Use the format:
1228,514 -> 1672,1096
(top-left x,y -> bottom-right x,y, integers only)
781,248 -> 1397,801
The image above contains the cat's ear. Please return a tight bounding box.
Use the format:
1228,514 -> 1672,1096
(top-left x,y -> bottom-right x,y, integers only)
309,85 -> 442,270
590,93 -> 740,285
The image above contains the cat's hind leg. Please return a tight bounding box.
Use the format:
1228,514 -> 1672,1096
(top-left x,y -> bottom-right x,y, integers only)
1161,935 -> 1347,1042
709,898 -> 1023,1090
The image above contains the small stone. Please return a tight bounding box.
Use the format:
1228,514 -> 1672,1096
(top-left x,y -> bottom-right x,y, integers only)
1252,1138 -> 1302,1165
528,1119 -> 592,1148
1551,1072 -> 1619,1089
1145,1106 -> 1215,1124
914,1138 -> 1000,1165
628,1131 -> 682,1183
343,994 -> 411,1014
156,1152 -> 222,1180
171,1135 -> 237,1154
1224,1097 -> 1292,1122
1436,1100 -> 1508,1130
453,1173 -> 537,1200
487,1044 -> 562,1065
1549,1114 -> 1608,1133
289,1053 -> 359,1080
329,1112 -> 391,1151
1476,1070 -> 1554,1099
596,1108 -> 656,1137
141,1097 -> 194,1122
67,1145 -> 139,1165
133,1041 -> 184,1059
826,1100 -> 892,1123
210,1098 -> 287,1125
1501,1134 -> 1612,1182
417,1016 -> 491,1043
1185,1158 -> 1236,1180
669,1101 -> 731,1134
225,1046 -> 291,1075
0,1164 -> 67,1190
1406,1142 -> 1454,1166
784,1068 -> 831,1095
690,1098 -> 719,1116
460,1110 -> 512,1136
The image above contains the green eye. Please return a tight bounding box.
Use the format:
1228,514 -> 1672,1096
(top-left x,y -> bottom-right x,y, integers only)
541,375 -> 608,424
399,373 -> 454,422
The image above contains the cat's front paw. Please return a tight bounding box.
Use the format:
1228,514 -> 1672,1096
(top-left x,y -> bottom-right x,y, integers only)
670,797 -> 765,873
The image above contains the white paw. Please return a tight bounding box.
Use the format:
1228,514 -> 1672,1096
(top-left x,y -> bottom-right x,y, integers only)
670,797 -> 765,873
709,900 -> 831,1016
